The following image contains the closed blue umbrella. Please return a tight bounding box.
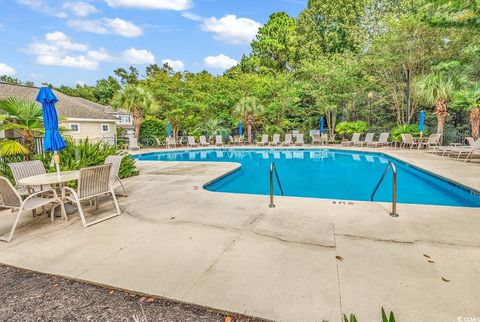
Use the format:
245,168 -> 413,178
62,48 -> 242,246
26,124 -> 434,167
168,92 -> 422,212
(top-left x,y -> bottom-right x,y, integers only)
418,111 -> 425,137
36,87 -> 67,179
167,121 -> 172,138
238,121 -> 243,136
320,116 -> 325,134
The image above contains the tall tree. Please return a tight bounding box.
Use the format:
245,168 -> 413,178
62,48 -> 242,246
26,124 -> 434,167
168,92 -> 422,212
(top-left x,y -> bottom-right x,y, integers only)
233,97 -> 264,143
112,85 -> 157,138
452,86 -> 480,140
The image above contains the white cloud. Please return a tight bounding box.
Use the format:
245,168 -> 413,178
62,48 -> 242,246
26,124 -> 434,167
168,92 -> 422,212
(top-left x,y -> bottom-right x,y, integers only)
121,48 -> 155,64
181,11 -> 203,22
105,0 -> 191,10
68,18 -> 143,37
162,59 -> 185,72
202,15 -> 261,45
203,54 -> 238,70
37,55 -> 99,69
17,0 -> 68,17
63,1 -> 99,17
45,31 -> 88,51
86,48 -> 112,61
0,63 -> 16,76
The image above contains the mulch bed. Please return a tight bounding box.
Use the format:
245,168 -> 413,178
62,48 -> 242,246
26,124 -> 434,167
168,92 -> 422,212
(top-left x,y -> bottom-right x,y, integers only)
0,264 -> 265,322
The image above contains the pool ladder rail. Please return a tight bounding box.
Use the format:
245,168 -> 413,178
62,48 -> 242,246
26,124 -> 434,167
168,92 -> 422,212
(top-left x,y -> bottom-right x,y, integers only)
371,161 -> 399,217
269,162 -> 284,208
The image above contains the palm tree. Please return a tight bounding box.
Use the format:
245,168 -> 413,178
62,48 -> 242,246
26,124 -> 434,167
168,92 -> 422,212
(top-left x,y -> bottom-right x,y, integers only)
0,97 -> 44,156
112,84 -> 157,138
198,119 -> 227,143
452,87 -> 480,140
233,97 -> 264,143
413,73 -> 453,135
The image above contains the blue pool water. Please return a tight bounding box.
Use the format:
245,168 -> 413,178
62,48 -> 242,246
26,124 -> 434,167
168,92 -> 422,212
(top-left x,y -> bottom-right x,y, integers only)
134,149 -> 480,207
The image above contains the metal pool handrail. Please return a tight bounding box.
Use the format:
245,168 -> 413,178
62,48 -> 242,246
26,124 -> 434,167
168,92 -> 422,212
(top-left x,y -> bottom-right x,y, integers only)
370,161 -> 398,217
269,161 -> 284,208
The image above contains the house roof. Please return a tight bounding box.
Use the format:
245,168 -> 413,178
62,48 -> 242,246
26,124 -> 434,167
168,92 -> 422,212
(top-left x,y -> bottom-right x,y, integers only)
0,82 -> 118,121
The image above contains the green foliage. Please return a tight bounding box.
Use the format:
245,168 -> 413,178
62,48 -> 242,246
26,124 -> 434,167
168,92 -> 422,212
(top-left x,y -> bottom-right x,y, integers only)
381,307 -> 396,322
343,313 -> 358,322
38,139 -> 138,179
197,119 -> 228,142
391,124 -> 421,141
264,125 -> 284,137
139,117 -> 166,146
335,121 -> 368,137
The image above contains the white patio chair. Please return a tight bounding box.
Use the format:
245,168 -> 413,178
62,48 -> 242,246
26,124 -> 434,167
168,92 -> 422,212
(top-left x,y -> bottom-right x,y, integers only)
154,137 -> 166,148
215,135 -> 224,147
105,155 -> 127,197
312,134 -> 321,145
63,164 -> 121,228
187,136 -> 198,147
320,133 -> 328,145
342,133 -> 361,146
269,134 -> 281,146
295,134 -> 304,146
199,135 -> 210,147
401,134 -> 418,149
0,176 -> 65,243
355,133 -> 374,147
8,160 -> 51,196
367,133 -> 390,148
257,134 -> 269,146
129,137 -> 140,151
282,134 -> 292,146
166,137 -> 176,148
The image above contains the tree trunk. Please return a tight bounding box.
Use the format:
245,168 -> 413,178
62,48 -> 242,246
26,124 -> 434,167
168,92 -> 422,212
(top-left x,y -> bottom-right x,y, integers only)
246,113 -> 254,143
434,99 -> 448,134
133,109 -> 143,138
471,107 -> 480,140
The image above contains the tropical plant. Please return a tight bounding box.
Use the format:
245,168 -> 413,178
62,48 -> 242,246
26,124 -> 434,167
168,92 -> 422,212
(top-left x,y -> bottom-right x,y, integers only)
38,138 -> 138,179
452,86 -> 480,140
0,97 -> 45,156
112,84 -> 157,139
335,121 -> 368,138
264,125 -> 284,138
198,119 -> 228,143
413,72 -> 453,134
139,116 -> 167,146
233,97 -> 264,143
391,124 -> 421,142
343,313 -> 358,322
381,307 -> 396,322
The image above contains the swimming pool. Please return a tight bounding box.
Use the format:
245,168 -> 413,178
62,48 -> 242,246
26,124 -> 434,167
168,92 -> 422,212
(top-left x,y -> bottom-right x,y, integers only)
134,149 -> 480,207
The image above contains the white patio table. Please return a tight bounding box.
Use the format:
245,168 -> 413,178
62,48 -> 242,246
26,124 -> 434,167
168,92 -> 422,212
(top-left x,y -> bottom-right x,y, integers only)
19,170 -> 80,217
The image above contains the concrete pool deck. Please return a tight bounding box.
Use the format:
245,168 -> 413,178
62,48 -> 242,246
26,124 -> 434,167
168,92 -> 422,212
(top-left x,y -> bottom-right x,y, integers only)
0,146 -> 479,321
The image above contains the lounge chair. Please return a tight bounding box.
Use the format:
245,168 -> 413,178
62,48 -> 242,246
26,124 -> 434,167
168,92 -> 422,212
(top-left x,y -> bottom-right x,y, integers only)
155,137 -> 166,148
129,137 -> 140,151
187,136 -> 198,147
401,134 -> 418,149
282,134 -> 293,146
166,137 -> 176,148
312,134 -> 321,145
234,135 -> 244,145
0,176 -> 64,243
63,164 -> 121,228
269,134 -> 281,146
321,133 -> 328,145
199,135 -> 210,147
422,134 -> 442,151
105,155 -> 127,197
367,133 -> 390,148
295,134 -> 304,146
8,160 -> 51,196
355,133 -> 374,147
257,134 -> 269,146
215,135 -> 224,147
342,133 -> 361,146
438,137 -> 479,160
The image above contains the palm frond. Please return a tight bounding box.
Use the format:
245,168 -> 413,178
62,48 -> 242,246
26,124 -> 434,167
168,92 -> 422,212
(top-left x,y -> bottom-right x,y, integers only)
0,139 -> 30,156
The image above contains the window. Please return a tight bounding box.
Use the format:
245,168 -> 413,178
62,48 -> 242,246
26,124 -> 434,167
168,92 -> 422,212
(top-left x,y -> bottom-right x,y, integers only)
101,124 -> 110,133
69,123 -> 80,133
119,115 -> 131,124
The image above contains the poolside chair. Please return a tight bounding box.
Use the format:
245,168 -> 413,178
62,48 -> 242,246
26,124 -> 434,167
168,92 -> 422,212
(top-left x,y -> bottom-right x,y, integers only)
422,134 -> 442,151
8,160 -> 50,196
215,135 -> 224,147
187,136 -> 198,147
154,137 -> 166,148
199,135 -> 210,147
269,134 -> 281,146
367,133 -> 390,148
320,133 -> 328,145
295,134 -> 304,146
354,133 -> 374,147
312,134 -> 321,145
342,133 -> 361,146
166,137 -> 176,148
104,155 -> 127,197
400,134 -> 418,149
282,134 -> 293,146
63,164 -> 121,228
440,137 -> 480,161
129,137 -> 140,151
234,135 -> 244,145
257,134 -> 269,146
0,176 -> 64,243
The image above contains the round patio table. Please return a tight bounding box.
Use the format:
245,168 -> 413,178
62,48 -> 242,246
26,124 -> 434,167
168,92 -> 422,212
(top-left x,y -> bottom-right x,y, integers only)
19,170 -> 80,216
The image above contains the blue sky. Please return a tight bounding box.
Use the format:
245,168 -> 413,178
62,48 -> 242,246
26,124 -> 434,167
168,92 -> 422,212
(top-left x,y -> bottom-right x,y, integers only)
0,0 -> 306,86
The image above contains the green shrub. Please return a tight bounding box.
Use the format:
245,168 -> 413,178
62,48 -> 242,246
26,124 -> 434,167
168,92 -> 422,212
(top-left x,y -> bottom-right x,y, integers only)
139,116 -> 166,146
391,124 -> 421,142
335,121 -> 368,138
38,138 -> 139,179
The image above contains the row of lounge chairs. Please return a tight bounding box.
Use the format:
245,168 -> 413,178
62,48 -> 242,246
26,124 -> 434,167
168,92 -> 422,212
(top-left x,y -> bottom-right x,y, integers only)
341,132 -> 391,148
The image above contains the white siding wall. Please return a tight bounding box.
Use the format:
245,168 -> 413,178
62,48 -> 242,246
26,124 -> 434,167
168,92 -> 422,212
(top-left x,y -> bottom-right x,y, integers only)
61,120 -> 117,143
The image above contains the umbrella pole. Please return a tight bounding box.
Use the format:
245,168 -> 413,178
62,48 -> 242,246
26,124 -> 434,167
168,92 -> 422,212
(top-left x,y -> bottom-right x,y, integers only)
53,151 -> 61,180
